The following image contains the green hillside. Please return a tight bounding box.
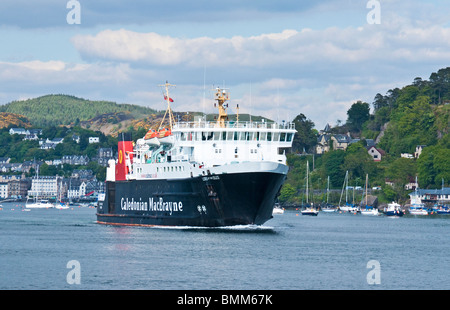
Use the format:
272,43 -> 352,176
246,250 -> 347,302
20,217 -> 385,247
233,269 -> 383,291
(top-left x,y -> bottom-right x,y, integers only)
280,67 -> 450,206
0,94 -> 157,127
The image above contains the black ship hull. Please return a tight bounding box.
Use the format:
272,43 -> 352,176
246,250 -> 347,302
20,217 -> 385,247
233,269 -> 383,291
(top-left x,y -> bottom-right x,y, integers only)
97,171 -> 286,227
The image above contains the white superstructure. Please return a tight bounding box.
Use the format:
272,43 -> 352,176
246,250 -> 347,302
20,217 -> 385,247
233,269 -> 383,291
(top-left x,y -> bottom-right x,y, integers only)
106,83 -> 296,182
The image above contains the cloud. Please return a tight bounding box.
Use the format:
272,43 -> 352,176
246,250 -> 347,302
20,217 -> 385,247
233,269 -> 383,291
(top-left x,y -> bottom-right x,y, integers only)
71,23 -> 450,81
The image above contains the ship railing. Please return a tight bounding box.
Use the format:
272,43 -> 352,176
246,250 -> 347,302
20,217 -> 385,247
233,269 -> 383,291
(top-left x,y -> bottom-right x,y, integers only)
173,120 -> 295,130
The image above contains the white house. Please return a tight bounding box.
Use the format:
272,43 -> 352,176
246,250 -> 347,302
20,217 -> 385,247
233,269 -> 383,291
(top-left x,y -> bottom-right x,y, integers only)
9,128 -> 28,135
415,145 -> 426,158
401,153 -> 414,159
0,182 -> 8,198
367,146 -> 385,162
67,181 -> 87,199
28,176 -> 60,199
89,137 -> 100,143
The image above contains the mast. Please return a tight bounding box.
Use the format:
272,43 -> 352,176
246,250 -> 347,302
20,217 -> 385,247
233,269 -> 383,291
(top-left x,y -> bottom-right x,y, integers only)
327,176 -> 330,204
306,161 -> 309,204
365,174 -> 368,206
158,81 -> 176,130
214,87 -> 230,128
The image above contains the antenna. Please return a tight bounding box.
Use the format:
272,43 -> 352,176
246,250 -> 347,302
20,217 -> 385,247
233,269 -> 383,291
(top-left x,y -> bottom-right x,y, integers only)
158,81 -> 176,130
277,86 -> 280,124
203,65 -> 206,118
250,82 -> 252,123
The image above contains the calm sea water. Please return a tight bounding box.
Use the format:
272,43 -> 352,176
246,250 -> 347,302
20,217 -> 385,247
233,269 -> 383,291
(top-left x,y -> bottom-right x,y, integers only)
0,202 -> 449,290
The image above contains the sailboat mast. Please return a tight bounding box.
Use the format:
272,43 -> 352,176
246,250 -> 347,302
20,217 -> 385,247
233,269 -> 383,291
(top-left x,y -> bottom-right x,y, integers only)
345,171 -> 348,203
306,161 -> 309,204
327,176 -> 330,204
365,174 -> 368,206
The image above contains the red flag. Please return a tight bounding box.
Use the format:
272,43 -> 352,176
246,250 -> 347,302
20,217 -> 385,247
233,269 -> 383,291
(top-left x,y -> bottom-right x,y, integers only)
164,95 -> 174,102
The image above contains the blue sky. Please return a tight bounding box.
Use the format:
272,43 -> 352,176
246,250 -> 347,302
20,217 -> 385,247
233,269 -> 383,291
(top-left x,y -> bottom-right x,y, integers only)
1,0 -> 450,129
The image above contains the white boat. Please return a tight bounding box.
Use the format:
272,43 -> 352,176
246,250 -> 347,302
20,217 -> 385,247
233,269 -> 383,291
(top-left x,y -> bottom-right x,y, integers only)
321,177 -> 337,212
384,202 -> 403,217
338,171 -> 358,212
272,205 -> 284,214
301,161 -> 318,216
55,202 -> 70,210
361,208 -> 379,216
360,174 -> 378,215
26,199 -> 54,209
409,177 -> 428,215
409,206 -> 428,215
321,206 -> 337,213
301,206 -> 318,216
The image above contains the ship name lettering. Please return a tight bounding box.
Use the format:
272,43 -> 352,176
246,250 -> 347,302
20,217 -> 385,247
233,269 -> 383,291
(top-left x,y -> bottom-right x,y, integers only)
120,198 -> 148,211
149,197 -> 183,215
202,175 -> 220,181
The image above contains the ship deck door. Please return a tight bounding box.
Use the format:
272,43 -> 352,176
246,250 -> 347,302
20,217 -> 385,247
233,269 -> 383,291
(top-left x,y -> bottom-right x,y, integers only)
107,182 -> 116,213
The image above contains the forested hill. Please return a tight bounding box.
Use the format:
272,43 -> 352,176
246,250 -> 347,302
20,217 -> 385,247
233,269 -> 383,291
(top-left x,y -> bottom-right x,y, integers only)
0,94 -> 157,127
281,67 -> 450,205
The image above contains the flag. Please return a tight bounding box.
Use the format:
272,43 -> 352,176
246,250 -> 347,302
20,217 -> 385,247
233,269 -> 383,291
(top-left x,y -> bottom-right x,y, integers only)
164,95 -> 174,102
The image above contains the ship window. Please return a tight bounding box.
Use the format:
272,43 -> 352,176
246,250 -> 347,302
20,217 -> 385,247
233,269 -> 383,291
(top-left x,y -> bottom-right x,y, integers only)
273,132 -> 280,142
222,131 -> 226,140
260,132 -> 266,141
181,132 -> 186,141
267,132 -> 272,141
280,132 -> 286,142
227,131 -> 233,140
234,132 -> 239,141
213,131 -> 220,140
202,132 -> 213,141
287,133 -> 293,142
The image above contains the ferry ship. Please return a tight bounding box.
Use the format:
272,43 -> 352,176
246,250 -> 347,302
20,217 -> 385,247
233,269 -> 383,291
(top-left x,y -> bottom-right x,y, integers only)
96,82 -> 296,227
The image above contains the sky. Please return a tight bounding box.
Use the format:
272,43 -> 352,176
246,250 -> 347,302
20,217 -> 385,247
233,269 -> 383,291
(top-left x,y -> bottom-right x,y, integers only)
1,0 -> 450,129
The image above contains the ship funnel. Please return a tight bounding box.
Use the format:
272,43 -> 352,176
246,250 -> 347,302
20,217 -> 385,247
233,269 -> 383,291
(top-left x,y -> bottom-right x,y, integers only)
115,133 -> 134,181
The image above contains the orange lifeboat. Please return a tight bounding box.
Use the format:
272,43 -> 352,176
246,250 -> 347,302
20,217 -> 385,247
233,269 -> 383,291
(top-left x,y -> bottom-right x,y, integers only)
158,128 -> 174,144
144,129 -> 158,140
158,128 -> 172,138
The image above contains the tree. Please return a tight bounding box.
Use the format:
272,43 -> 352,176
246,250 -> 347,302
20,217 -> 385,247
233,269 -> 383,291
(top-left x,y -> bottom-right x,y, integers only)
279,183 -> 297,203
291,113 -> 317,153
322,150 -> 346,188
372,93 -> 387,111
346,101 -> 370,133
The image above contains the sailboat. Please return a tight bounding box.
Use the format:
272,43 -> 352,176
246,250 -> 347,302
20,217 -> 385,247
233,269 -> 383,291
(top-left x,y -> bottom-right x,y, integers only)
338,171 -> 358,212
301,160 -> 318,216
360,174 -> 379,216
409,176 -> 428,215
26,164 -> 54,209
321,176 -> 337,212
